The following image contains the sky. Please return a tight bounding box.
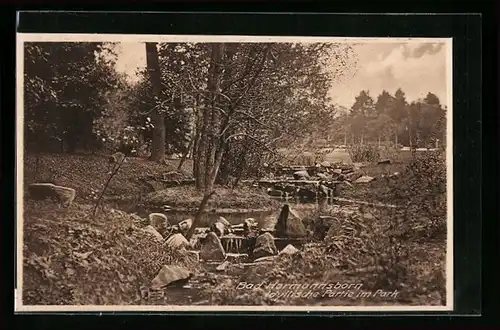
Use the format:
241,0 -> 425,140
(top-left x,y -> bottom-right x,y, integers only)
114,41 -> 449,109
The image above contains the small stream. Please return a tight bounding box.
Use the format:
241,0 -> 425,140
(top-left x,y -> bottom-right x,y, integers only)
111,196 -> 372,305
125,197 -> 340,228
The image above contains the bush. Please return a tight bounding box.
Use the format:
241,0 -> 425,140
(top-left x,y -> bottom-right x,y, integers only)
391,151 -> 447,241
347,144 -> 380,162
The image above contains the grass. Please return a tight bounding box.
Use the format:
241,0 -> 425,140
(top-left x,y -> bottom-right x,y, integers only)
24,153 -> 193,201
23,153 -> 276,211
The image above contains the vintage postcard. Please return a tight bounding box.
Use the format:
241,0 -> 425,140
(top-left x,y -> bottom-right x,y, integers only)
15,33 -> 453,312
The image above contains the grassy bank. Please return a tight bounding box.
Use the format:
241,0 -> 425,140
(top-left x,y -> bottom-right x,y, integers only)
23,153 -> 276,211
24,153 -> 192,199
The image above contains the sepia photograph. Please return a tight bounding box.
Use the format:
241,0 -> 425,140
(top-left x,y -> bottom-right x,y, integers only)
16,34 -> 453,312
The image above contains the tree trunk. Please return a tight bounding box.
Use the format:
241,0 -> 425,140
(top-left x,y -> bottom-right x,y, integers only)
185,190 -> 215,240
189,43 -> 226,237
177,135 -> 195,172
145,42 -> 166,162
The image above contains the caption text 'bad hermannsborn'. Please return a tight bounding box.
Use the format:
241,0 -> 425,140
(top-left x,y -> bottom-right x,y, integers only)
236,281 -> 400,300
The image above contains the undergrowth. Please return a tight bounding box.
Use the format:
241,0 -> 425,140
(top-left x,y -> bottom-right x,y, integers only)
23,200 -> 200,305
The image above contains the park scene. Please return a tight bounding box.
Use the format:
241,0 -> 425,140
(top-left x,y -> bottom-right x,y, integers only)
20,39 -> 449,307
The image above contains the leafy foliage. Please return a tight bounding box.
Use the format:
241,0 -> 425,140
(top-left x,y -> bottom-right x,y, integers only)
23,201 -> 200,305
347,144 -> 381,162
24,42 -> 122,153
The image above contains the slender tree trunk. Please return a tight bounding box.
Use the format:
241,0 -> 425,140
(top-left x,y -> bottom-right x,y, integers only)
185,190 -> 215,240
177,135 -> 195,172
189,43 -> 230,238
145,42 -> 166,162
92,154 -> 126,220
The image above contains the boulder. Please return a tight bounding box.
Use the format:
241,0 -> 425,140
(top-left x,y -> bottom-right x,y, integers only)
215,261 -> 230,272
342,181 -> 353,188
166,233 -> 189,249
355,175 -> 375,184
150,265 -> 193,290
332,168 -> 342,175
252,232 -> 278,259
210,221 -> 226,237
217,216 -> 231,227
274,204 -> 307,238
178,219 -> 193,234
378,159 -> 392,165
320,161 -> 331,167
317,173 -> 328,180
141,225 -> 164,242
293,170 -> 310,180
346,172 -> 363,181
28,183 -> 76,207
109,152 -> 125,164
200,232 -> 226,261
279,244 -> 299,256
148,213 -> 169,232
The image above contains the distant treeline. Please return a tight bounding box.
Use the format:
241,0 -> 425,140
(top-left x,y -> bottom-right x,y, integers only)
323,89 -> 446,149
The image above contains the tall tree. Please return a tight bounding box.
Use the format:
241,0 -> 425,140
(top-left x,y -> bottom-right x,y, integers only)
349,90 -> 375,144
145,42 -> 166,161
24,42 -> 121,153
375,90 -> 395,116
418,93 -> 446,147
388,88 -> 408,146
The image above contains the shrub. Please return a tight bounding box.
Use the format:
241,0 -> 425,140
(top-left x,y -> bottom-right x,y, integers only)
390,151 -> 447,241
347,144 -> 380,162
